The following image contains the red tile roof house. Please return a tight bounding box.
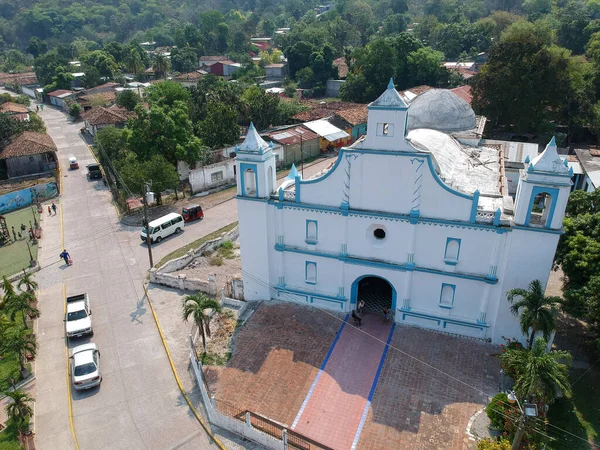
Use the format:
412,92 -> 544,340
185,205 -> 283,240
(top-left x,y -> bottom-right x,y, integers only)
0,102 -> 30,122
46,89 -> 75,110
0,131 -> 58,179
173,71 -> 204,87
81,106 -> 136,137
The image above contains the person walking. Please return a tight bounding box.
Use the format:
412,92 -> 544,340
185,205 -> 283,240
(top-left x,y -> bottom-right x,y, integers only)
36,105 -> 39,113
51,202 -> 57,215
59,249 -> 71,266
11,226 -> 16,242
40,104 -> 44,111
351,309 -> 362,328
47,205 -> 52,216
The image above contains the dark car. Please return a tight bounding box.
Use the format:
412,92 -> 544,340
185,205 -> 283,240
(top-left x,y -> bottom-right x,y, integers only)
87,163 -> 102,180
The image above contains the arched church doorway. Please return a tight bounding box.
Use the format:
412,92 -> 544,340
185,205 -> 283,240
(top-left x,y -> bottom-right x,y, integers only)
353,275 -> 395,314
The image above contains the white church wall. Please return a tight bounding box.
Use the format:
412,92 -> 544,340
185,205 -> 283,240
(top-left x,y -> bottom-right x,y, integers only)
491,229 -> 561,344
413,224 -> 496,275
346,218 -> 411,264
279,208 -> 344,255
300,156 -> 347,207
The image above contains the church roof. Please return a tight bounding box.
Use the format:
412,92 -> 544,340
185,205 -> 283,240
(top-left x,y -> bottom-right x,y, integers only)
368,79 -> 408,109
407,128 -> 501,196
407,89 -> 476,132
238,122 -> 270,153
529,137 -> 569,174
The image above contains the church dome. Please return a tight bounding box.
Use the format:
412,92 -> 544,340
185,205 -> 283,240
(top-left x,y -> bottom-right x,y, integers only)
407,89 -> 476,132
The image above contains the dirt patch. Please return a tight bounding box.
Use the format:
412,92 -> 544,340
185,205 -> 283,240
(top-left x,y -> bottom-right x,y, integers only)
546,267 -> 565,298
172,241 -> 241,294
200,309 -> 238,366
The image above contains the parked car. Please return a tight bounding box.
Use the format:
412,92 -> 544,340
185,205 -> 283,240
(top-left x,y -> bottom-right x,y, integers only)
87,163 -> 102,180
65,293 -> 93,339
69,156 -> 79,170
70,343 -> 101,390
182,204 -> 203,222
140,213 -> 184,243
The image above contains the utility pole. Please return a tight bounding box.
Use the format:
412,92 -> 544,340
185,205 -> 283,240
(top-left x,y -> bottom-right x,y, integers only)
300,132 -> 304,178
142,182 -> 154,268
511,414 -> 526,450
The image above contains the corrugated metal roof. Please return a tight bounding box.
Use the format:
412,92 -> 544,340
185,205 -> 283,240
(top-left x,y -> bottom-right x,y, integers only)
264,126 -> 319,145
303,119 -> 349,141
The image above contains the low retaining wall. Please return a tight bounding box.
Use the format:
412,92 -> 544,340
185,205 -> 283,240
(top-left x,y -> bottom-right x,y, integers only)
149,226 -> 244,299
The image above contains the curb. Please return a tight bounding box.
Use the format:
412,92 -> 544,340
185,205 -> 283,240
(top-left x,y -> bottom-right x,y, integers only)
0,375 -> 37,402
142,284 -> 227,450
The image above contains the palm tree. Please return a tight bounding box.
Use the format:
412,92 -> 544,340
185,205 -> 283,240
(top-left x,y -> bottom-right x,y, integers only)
2,327 -> 37,376
181,293 -> 222,354
499,337 -> 572,403
124,48 -> 144,75
507,280 -> 560,348
1,275 -> 17,310
4,389 -> 34,431
152,53 -> 170,79
4,292 -> 39,328
18,272 -> 38,299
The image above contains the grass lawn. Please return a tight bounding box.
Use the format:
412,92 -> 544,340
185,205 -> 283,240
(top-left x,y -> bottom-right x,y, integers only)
547,367 -> 600,449
154,221 -> 238,269
0,354 -> 20,392
0,207 -> 41,278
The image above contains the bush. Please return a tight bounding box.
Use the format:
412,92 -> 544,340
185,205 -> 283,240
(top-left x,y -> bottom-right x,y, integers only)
69,103 -> 81,119
476,437 -> 511,450
221,240 -> 233,250
486,392 -> 510,429
209,255 -> 223,266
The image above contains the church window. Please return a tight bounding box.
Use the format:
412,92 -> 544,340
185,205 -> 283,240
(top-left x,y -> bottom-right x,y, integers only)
444,238 -> 461,265
243,168 -> 257,196
525,187 -> 558,229
439,283 -> 455,309
373,228 -> 386,240
305,261 -> 317,284
306,220 -> 318,244
376,123 -> 394,137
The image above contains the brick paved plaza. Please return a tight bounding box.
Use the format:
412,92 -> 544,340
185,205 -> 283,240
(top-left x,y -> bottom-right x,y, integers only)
206,302 -> 500,450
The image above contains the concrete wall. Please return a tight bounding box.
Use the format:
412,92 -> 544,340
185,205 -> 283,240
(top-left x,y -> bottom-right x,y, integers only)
189,159 -> 236,194
326,79 -> 345,97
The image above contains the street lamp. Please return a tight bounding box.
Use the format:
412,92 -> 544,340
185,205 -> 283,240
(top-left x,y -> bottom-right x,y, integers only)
507,391 -> 538,450
142,181 -> 154,268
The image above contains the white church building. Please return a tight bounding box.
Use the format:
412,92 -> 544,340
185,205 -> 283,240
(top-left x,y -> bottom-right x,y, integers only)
234,80 -> 572,344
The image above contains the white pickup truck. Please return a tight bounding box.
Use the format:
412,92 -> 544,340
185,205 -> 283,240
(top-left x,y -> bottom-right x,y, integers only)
65,294 -> 93,339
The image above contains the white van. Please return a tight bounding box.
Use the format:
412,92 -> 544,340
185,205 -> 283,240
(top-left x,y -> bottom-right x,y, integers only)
141,213 -> 184,243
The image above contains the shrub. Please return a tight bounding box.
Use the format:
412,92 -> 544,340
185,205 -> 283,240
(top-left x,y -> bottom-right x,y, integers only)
486,392 -> 510,429
209,255 -> 223,266
221,241 -> 233,250
69,103 -> 81,119
476,437 -> 511,450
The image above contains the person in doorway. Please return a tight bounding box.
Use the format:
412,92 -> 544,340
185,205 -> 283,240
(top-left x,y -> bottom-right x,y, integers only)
351,309 -> 362,328
357,299 -> 365,314
382,306 -> 390,323
59,249 -> 71,265
11,226 -> 16,241
51,202 -> 57,215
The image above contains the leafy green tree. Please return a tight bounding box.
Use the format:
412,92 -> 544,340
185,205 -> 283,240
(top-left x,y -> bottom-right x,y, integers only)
406,47 -> 445,87
555,1 -> 593,54
4,292 -> 39,329
286,41 -> 316,78
1,327 -> 37,375
123,47 -> 144,75
128,102 -> 202,164
507,280 -> 560,348
33,52 -> 68,86
119,154 -> 180,205
242,85 -> 280,130
44,66 -> 74,92
4,390 -> 34,432
116,90 -> 141,111
152,53 -> 171,79
296,67 -> 314,89
260,18 -> 277,37
499,337 -> 572,402
197,102 -> 240,149
26,37 -> 47,58
81,65 -> 102,88
522,0 -> 553,19
277,99 -> 309,124
472,22 -> 571,132
103,42 -> 125,64
1,275 -> 16,310
340,72 -> 370,102
181,293 -> 222,354
145,80 -> 190,107
171,47 -> 200,73
81,50 -> 118,78
382,14 -> 410,35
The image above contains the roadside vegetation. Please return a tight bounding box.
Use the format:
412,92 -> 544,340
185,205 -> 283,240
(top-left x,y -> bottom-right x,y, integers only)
0,274 -> 38,449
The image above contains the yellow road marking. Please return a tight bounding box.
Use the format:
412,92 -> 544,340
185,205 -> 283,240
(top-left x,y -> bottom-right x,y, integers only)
63,284 -> 80,450
143,284 -> 226,450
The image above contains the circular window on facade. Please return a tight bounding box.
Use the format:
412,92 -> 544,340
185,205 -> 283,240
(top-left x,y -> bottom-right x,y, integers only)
373,228 -> 386,240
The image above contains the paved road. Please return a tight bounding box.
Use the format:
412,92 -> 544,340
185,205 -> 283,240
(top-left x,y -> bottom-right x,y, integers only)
34,106 -> 213,450
32,103 -> 336,449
